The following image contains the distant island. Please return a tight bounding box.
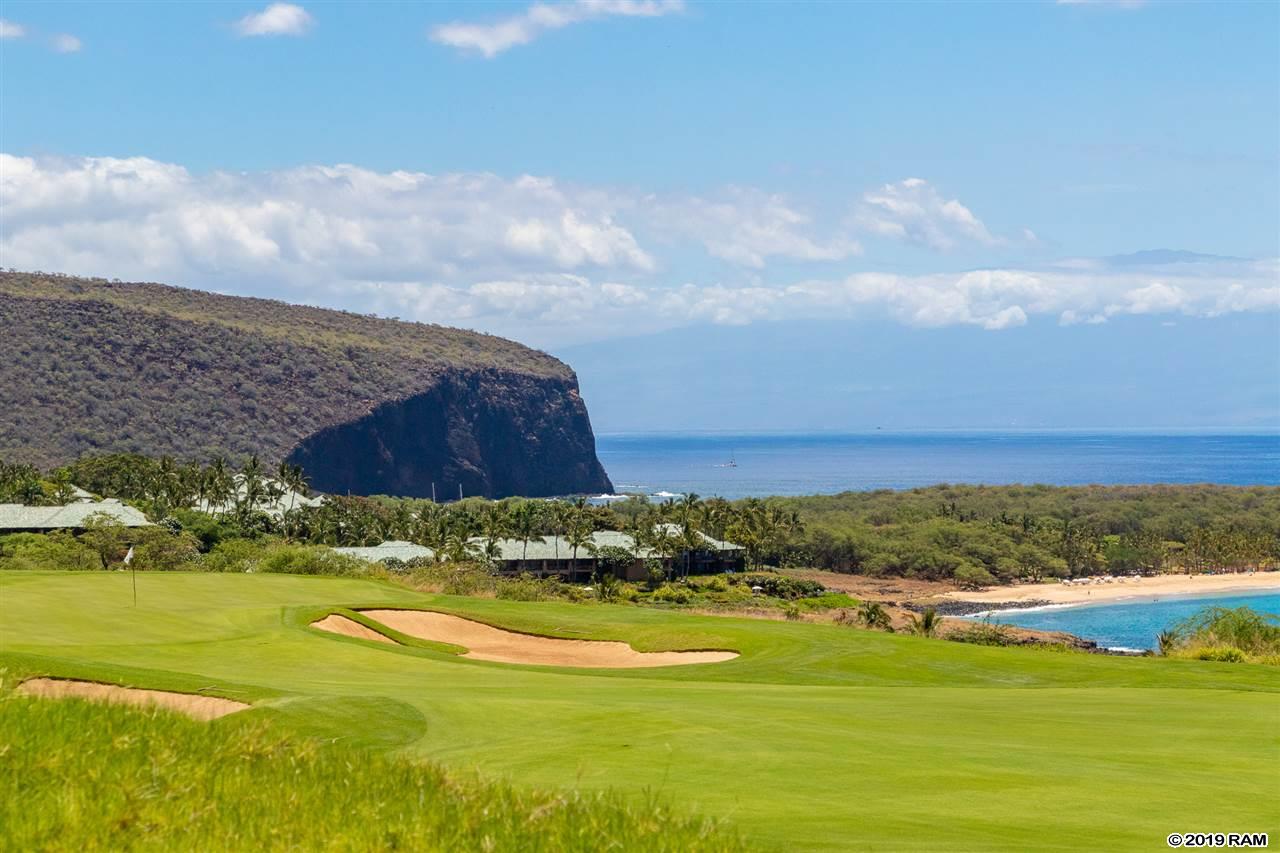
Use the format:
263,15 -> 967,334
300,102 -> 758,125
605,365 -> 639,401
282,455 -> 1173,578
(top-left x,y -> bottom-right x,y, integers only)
0,271 -> 612,499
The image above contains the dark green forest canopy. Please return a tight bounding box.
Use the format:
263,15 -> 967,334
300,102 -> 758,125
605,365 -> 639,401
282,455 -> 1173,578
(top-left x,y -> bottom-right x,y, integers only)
0,272 -> 576,470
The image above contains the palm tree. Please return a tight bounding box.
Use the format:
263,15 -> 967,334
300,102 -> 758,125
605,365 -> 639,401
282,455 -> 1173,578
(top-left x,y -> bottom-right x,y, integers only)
909,607 -> 942,638
203,457 -> 235,517
565,515 -> 594,581
1156,629 -> 1181,656
509,502 -> 545,575
857,601 -> 893,631
479,504 -> 510,554
276,461 -> 309,524
235,455 -> 266,525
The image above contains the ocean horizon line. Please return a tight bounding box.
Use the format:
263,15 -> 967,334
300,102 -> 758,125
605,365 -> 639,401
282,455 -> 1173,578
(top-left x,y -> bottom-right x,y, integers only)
595,427 -> 1280,438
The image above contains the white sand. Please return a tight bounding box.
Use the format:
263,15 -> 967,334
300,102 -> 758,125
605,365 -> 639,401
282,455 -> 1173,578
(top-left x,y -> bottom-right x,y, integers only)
312,613 -> 397,644
360,609 -> 738,668
944,571 -> 1280,606
17,678 -> 248,720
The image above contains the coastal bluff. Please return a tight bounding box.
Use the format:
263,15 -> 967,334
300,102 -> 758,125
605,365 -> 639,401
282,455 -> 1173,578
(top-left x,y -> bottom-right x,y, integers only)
0,272 -> 612,499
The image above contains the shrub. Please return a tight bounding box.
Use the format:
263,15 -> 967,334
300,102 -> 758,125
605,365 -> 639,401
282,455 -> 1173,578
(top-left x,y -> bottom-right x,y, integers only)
200,538 -> 272,573
257,545 -> 370,577
495,573 -> 577,602
1162,606 -> 1280,664
730,573 -> 824,600
591,569 -> 622,602
644,562 -> 666,591
651,584 -> 694,605
947,621 -> 1016,646
0,532 -> 99,571
954,564 -> 996,589
1189,646 -> 1248,663
128,527 -> 201,571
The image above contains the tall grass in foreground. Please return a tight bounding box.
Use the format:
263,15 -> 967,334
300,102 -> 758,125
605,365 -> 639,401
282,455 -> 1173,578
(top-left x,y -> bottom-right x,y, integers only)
0,695 -> 745,852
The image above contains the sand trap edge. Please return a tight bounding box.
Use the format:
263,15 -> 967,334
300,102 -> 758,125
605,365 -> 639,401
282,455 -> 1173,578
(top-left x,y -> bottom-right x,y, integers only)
16,678 -> 249,721
311,613 -> 399,645
359,608 -> 740,669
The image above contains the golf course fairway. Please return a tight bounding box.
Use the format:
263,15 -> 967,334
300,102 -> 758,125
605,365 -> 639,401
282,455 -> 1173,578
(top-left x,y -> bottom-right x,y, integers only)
2,571 -> 1277,851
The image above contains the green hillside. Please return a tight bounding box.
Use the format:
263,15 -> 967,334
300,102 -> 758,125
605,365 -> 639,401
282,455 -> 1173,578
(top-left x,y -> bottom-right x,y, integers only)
2,572 -> 1276,851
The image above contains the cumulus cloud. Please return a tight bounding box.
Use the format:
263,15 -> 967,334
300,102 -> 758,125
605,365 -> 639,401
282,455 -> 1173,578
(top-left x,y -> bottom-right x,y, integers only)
3,152 -> 1275,346
852,178 -> 1003,251
235,3 -> 314,37
650,188 -> 861,268
0,19 -> 26,39
0,154 -> 657,293
782,261 -> 1278,333
431,0 -> 683,58
51,33 -> 82,53
362,260 -> 1278,345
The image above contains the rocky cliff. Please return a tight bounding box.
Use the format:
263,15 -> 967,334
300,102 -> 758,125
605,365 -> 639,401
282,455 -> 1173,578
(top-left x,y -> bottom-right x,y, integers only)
0,272 -> 613,498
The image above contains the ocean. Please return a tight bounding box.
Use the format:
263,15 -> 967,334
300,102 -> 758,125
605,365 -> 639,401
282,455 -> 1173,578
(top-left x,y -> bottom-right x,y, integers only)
594,431 -> 1280,500
973,590 -> 1280,651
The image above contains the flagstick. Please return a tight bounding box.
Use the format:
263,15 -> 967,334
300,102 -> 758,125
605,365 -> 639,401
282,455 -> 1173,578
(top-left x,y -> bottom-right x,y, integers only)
132,562 -> 137,607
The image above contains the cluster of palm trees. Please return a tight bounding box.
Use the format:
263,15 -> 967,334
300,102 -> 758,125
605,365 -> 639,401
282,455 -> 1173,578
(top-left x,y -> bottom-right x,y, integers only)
17,451 -> 809,574
290,491 -> 804,576
53,453 -> 310,528
0,461 -> 67,504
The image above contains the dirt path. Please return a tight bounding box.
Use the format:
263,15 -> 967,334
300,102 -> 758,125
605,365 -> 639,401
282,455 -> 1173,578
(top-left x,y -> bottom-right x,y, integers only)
360,609 -> 738,668
312,613 -> 397,644
16,678 -> 248,721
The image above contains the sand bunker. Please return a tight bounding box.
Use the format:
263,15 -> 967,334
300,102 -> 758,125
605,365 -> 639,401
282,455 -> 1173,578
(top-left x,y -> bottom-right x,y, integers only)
16,678 -> 248,721
360,609 -> 738,668
312,613 -> 397,645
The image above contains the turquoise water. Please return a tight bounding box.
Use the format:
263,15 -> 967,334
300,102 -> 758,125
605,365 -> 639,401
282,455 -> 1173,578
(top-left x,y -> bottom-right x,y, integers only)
975,590 -> 1280,651
595,432 -> 1280,500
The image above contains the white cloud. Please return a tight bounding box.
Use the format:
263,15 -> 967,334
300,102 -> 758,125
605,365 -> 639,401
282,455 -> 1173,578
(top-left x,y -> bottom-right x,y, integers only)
0,19 -> 25,39
431,0 -> 684,58
3,152 -> 1275,346
852,178 -> 1003,251
51,33 -> 82,53
0,155 -> 655,293
650,188 -> 862,268
235,3 -> 314,37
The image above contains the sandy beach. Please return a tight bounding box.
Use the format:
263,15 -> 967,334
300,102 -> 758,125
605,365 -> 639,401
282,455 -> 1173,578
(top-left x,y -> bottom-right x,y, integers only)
943,572 -> 1280,606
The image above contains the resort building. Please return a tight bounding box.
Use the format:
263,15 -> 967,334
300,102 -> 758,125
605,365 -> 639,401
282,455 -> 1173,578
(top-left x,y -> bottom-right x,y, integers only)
339,529 -> 745,582
333,540 -> 436,563
0,497 -> 151,533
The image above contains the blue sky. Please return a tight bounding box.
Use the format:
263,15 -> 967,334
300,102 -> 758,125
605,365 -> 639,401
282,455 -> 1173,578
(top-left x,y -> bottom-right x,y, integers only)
1,1 -> 1277,427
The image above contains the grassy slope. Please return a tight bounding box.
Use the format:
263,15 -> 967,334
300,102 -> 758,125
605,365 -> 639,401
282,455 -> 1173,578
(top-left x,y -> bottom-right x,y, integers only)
2,572 -> 1278,851
1,697 -> 741,852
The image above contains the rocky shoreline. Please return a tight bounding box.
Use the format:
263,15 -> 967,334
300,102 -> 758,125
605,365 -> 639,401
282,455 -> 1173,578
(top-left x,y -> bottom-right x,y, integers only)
905,599 -> 1052,617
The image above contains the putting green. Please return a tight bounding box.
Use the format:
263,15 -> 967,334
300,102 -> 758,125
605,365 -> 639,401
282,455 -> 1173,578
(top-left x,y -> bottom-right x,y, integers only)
2,572 -> 1277,851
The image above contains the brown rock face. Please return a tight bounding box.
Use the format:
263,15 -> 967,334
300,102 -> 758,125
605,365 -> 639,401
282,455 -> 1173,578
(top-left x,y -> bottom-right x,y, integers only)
287,370 -> 612,498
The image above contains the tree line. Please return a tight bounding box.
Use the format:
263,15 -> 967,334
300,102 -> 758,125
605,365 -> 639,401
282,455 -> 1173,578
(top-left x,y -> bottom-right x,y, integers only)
4,454 -> 1279,584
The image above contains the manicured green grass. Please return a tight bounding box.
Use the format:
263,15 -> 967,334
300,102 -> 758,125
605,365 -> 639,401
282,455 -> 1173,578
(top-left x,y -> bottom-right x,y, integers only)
0,695 -> 741,852
3,571 -> 1278,851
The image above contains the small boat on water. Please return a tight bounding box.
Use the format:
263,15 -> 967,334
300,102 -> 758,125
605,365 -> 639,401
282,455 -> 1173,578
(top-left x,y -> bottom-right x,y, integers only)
714,449 -> 738,469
